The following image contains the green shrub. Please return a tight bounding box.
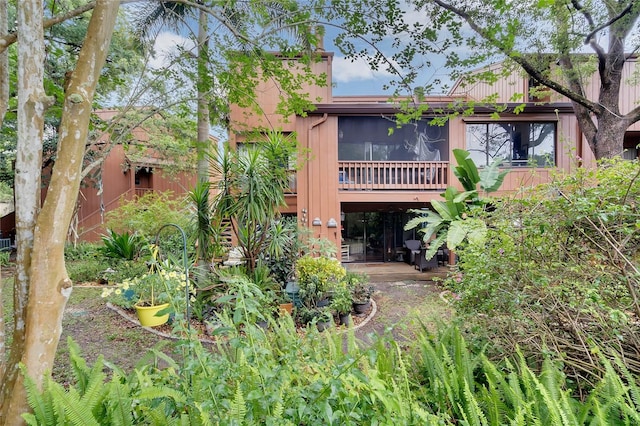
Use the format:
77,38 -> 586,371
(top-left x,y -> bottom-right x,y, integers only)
99,229 -> 146,260
0,181 -> 12,202
410,326 -> 640,424
66,257 -> 112,283
446,157 -> 640,385
65,256 -> 148,285
104,191 -> 190,241
26,325 -> 640,425
64,242 -> 101,261
295,255 -> 346,307
0,251 -> 10,267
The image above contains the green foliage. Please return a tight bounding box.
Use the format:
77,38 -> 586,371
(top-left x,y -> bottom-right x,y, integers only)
64,242 -> 101,261
325,0 -> 633,159
405,149 -> 506,259
1,5 -> 147,187
445,157 -> 640,384
114,110 -> 198,175
215,274 -> 271,325
295,255 -> 346,308
99,229 -> 146,260
65,257 -> 111,284
189,181 -> 214,265
102,246 -> 191,309
0,181 -> 12,202
0,251 -> 10,267
329,283 -> 352,315
27,323 -> 640,425
211,131 -> 300,272
104,191 -> 190,243
259,217 -> 302,285
344,270 -> 372,304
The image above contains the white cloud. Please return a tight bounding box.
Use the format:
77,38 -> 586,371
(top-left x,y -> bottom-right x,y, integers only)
148,31 -> 195,69
332,56 -> 395,83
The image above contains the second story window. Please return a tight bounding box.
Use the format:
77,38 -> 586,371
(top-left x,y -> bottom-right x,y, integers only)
465,122 -> 556,167
338,116 -> 449,162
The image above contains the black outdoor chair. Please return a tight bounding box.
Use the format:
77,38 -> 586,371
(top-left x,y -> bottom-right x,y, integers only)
404,240 -> 421,265
415,248 -> 438,272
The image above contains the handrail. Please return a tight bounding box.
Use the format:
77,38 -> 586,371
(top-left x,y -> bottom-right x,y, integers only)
338,161 -> 448,190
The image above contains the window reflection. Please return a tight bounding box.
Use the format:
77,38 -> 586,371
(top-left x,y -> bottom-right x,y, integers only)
338,117 -> 449,162
465,122 -> 556,167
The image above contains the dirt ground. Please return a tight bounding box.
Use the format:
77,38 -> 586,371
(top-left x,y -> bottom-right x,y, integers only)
3,271 -> 452,382
354,279 -> 451,344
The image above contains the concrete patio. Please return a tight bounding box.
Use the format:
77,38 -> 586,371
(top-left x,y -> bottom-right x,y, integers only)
343,261 -> 451,282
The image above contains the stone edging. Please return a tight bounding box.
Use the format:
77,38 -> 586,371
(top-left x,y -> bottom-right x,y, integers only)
107,299 -> 377,341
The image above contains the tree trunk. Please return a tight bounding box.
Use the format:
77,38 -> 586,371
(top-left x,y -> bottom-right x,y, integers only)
592,112 -> 629,159
195,9 -> 211,267
0,0 -> 8,129
0,1 -> 47,421
0,0 -> 7,384
197,8 -> 211,185
0,1 -> 119,423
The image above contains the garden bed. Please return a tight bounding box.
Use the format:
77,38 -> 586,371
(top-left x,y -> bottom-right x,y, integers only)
106,299 -> 377,342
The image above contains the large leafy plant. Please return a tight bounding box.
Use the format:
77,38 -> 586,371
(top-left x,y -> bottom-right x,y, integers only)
210,131 -> 299,273
405,148 -> 508,259
99,229 -> 145,260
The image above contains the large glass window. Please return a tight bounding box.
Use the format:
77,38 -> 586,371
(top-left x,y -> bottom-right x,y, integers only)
338,117 -> 449,162
466,122 -> 555,167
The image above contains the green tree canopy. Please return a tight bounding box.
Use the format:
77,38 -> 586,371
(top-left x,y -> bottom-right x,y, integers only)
324,0 -> 640,159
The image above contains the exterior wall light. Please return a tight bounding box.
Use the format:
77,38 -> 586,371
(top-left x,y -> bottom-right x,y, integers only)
312,217 -> 322,226
327,218 -> 338,228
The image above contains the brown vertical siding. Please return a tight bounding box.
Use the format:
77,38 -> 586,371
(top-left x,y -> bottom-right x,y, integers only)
229,53 -> 333,133
76,144 -> 197,242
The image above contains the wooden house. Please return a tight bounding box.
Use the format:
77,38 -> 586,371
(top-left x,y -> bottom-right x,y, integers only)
72,109 -> 211,242
0,109 -> 208,245
229,51 -> 638,263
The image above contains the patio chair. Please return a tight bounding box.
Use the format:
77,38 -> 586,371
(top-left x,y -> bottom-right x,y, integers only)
404,239 -> 421,265
415,248 -> 438,272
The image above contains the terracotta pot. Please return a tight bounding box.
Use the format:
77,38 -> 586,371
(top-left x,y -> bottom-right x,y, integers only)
135,303 -> 170,327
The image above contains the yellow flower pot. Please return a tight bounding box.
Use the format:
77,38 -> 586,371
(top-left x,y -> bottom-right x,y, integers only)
135,303 -> 170,327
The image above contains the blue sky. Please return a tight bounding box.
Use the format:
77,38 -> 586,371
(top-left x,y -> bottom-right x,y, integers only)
149,26 -> 453,100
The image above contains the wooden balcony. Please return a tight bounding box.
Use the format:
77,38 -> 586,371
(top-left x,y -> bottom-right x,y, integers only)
338,161 -> 449,191
135,188 -> 153,197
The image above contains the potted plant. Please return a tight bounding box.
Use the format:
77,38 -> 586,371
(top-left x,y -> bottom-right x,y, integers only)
296,306 -> 334,331
101,247 -> 189,327
295,255 -> 346,308
277,291 -> 294,316
330,284 -> 353,325
346,271 -> 373,315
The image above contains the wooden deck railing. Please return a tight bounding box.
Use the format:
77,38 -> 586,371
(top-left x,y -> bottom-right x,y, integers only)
338,161 -> 448,191
135,187 -> 153,197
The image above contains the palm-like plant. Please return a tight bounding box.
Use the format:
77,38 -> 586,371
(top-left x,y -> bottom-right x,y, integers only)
405,149 -> 508,260
211,131 -> 298,272
134,1 -> 315,267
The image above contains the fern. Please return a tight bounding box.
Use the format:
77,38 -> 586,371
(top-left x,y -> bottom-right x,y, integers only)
50,383 -> 101,426
459,380 -> 488,426
105,373 -> 134,426
21,365 -> 56,426
230,384 -> 247,421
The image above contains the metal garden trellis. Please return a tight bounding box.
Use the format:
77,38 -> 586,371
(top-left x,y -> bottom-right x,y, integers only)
154,223 -> 191,334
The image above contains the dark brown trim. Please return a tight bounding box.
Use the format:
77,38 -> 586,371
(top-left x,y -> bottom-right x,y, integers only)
307,102 -> 575,116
